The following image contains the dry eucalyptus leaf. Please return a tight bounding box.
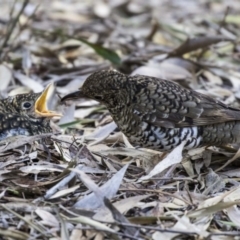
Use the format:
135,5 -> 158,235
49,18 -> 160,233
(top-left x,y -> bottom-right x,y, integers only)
0,65 -> 12,91
73,164 -> 129,209
93,195 -> 150,222
14,71 -> 44,92
226,206 -> 240,228
138,141 -> 185,182
35,209 -> 59,227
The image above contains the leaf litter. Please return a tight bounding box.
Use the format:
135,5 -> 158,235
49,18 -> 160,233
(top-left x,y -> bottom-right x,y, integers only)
0,0 -> 240,239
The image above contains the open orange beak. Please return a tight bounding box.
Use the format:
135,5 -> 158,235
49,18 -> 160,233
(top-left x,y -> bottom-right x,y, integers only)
35,83 -> 62,117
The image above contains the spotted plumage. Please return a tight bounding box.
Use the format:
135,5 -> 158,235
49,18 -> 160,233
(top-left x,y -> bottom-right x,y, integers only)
0,84 -> 60,141
61,70 -> 240,151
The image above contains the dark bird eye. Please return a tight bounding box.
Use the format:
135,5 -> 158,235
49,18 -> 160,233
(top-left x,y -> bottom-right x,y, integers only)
22,101 -> 32,109
94,95 -> 102,101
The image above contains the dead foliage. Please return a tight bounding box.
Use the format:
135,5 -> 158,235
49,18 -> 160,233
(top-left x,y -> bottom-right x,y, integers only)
0,0 -> 240,239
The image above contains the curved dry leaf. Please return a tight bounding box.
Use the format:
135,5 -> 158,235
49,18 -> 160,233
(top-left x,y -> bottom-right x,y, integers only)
35,209 -> 59,227
103,198 -> 138,236
203,169 -> 225,195
137,141 -> 185,183
93,195 -> 150,222
152,216 -> 209,239
49,184 -> 80,199
226,205 -> 240,228
73,164 -> 129,209
203,71 -> 222,85
63,215 -> 116,233
58,104 -> 76,125
55,39 -> 82,51
14,71 -> 44,92
0,65 -> 12,91
168,36 -> 234,57
89,121 -> 117,139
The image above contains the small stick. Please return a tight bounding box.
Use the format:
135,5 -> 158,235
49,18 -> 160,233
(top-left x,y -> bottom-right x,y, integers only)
0,0 -> 29,58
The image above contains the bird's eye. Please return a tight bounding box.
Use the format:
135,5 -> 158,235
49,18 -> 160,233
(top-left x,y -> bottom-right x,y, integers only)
94,95 -> 102,101
22,101 -> 32,109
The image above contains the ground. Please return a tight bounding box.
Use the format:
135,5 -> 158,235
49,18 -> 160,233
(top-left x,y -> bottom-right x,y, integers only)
0,0 -> 240,239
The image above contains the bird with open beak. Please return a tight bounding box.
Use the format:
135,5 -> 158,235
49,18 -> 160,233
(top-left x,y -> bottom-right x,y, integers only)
0,83 -> 61,140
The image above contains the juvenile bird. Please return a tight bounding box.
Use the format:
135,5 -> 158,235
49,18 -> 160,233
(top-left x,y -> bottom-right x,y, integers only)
61,70 -> 240,151
0,83 -> 61,140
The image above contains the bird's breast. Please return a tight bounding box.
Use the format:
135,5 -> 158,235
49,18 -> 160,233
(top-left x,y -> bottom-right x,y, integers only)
0,127 -> 31,140
126,123 -> 203,151
0,114 -> 52,141
110,108 -> 203,150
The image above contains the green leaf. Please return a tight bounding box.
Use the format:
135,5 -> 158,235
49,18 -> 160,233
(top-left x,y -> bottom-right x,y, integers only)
58,119 -> 95,128
78,37 -> 121,65
218,220 -> 238,227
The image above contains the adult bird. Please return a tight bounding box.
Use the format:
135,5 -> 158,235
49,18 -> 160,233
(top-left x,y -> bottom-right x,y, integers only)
0,83 -> 61,141
61,70 -> 240,151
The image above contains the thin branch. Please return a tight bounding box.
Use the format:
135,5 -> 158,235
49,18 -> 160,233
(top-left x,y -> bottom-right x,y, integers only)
217,6 -> 230,32
0,0 -> 29,58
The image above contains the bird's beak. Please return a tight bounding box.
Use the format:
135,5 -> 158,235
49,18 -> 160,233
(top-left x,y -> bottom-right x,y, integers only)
35,83 -> 62,117
61,90 -> 85,102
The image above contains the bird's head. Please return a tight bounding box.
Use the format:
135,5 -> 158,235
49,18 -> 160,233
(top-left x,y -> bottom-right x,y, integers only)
6,83 -> 62,119
61,70 -> 129,108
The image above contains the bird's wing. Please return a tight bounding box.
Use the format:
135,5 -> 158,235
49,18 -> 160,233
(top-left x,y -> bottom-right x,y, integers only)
131,76 -> 240,128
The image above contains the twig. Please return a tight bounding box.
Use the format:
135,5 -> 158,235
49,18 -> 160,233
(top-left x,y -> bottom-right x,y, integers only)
8,0 -> 17,26
217,6 -> 230,32
75,226 -> 141,240
116,221 -> 197,236
146,18 -> 159,41
0,0 -> 29,58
